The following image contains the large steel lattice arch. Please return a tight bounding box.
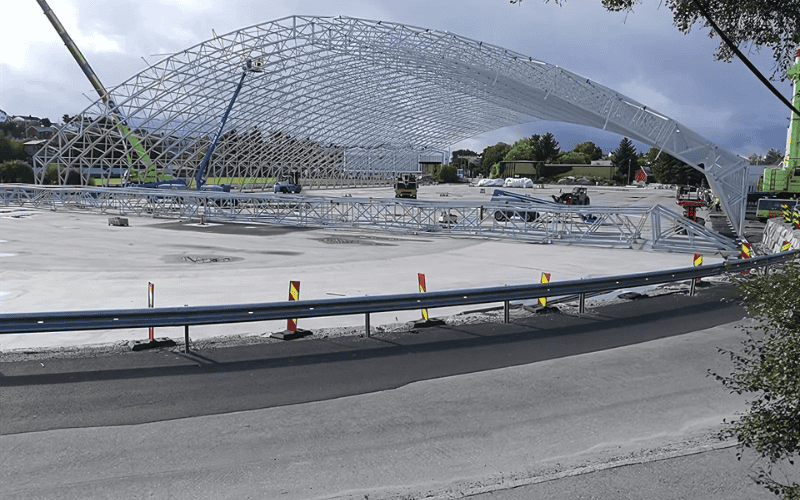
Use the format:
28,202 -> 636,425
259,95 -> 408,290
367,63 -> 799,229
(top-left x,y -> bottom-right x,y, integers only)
34,15 -> 748,236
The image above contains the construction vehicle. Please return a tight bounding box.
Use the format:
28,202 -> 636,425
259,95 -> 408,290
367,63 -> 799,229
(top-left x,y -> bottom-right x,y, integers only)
39,0 -> 257,190
552,187 -> 590,205
676,185 -> 707,225
489,189 -> 544,222
36,0 -> 174,186
273,171 -> 303,193
394,173 -> 418,199
754,49 -> 800,200
755,198 -> 800,222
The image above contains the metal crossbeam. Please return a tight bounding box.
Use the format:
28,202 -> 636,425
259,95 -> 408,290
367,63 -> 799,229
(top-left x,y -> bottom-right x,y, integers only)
0,185 -> 739,255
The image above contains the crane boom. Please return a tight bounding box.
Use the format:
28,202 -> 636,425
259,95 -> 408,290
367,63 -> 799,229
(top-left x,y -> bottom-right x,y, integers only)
36,0 -> 166,184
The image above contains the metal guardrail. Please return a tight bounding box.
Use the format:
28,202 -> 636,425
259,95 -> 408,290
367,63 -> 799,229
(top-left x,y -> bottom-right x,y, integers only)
0,251 -> 795,338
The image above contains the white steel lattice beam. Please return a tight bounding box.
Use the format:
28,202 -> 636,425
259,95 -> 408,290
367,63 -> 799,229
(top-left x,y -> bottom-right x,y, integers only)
34,15 -> 748,235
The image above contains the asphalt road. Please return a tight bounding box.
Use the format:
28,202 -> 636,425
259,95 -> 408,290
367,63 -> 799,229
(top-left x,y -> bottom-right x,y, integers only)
1,283 -> 770,499
1,283 -> 744,435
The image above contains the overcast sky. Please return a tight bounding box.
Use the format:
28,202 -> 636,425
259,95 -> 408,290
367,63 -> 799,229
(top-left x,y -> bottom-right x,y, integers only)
1,0 -> 791,157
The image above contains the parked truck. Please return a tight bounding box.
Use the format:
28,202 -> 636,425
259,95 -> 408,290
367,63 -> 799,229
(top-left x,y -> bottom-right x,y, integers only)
394,173 -> 418,199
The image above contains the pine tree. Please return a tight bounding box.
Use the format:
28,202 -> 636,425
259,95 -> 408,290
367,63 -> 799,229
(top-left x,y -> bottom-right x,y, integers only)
611,137 -> 638,185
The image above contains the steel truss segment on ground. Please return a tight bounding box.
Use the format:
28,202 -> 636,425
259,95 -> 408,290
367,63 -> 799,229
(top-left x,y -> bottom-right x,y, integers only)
33,15 -> 747,235
0,185 -> 739,255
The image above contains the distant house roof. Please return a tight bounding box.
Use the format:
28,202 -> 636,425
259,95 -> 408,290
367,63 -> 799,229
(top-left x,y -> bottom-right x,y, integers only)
0,109 -> 7,122
27,125 -> 54,133
635,165 -> 654,182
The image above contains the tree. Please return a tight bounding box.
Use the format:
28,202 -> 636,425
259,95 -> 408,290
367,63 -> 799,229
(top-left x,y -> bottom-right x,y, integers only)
481,142 -> 511,177
451,149 -> 477,162
710,257 -> 800,499
0,133 -> 27,163
434,164 -> 459,183
537,132 -> 561,162
554,151 -> 590,164
573,141 -> 604,161
518,0 -> 800,79
504,136 -> 537,162
644,147 -> 705,185
611,137 -> 639,184
0,160 -> 34,183
763,148 -> 784,166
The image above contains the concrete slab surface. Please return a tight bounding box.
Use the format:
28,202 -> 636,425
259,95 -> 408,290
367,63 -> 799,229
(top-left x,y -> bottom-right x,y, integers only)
0,184 -> 729,352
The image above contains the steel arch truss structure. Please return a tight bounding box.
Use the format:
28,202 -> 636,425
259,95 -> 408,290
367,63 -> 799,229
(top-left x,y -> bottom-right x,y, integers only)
33,15 -> 749,235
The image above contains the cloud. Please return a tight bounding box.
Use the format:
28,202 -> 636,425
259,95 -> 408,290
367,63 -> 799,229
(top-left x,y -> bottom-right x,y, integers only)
617,77 -> 735,135
3,0 -> 789,158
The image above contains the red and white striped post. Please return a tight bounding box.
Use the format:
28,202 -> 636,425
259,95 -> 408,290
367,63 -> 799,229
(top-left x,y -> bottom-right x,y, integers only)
287,281 -> 300,332
418,273 -> 428,321
538,273 -> 551,307
148,282 -> 154,339
740,242 -> 752,275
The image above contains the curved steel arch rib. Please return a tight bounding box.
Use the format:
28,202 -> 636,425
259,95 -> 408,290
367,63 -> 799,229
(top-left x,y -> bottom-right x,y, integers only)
35,15 -> 747,236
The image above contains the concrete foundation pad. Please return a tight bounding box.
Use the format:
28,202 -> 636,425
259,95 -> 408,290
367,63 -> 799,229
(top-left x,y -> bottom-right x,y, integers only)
407,318 -> 447,328
129,337 -> 177,351
270,329 -> 313,340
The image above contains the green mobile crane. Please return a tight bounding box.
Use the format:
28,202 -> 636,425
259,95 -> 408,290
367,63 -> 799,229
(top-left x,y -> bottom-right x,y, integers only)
757,49 -> 800,198
37,0 -> 174,186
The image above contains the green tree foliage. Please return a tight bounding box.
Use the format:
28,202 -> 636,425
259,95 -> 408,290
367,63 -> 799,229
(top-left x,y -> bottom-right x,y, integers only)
644,147 -> 705,185
573,141 -> 604,161
504,137 -> 537,162
501,133 -> 561,177
434,164 -> 459,183
554,151 -> 590,164
481,142 -> 511,177
522,0 -> 800,78
611,137 -> 639,184
0,160 -> 34,183
537,132 -> 561,162
451,149 -> 477,162
0,132 -> 27,163
0,121 -> 26,140
504,133 -> 561,163
764,148 -> 784,166
43,164 -> 59,184
710,257 -> 800,499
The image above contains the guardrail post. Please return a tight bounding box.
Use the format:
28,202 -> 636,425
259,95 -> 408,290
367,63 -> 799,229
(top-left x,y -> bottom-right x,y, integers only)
578,292 -> 586,314
365,312 -> 370,337
690,254 -> 701,296
504,300 -> 510,323
148,282 -> 154,340
184,325 -> 190,353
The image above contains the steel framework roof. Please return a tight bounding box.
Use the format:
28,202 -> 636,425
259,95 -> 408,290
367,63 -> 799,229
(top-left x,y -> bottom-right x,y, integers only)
33,15 -> 749,236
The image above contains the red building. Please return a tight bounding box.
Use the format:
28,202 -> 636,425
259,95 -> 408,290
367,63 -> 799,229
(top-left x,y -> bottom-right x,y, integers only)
26,125 -> 55,140
634,166 -> 654,183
